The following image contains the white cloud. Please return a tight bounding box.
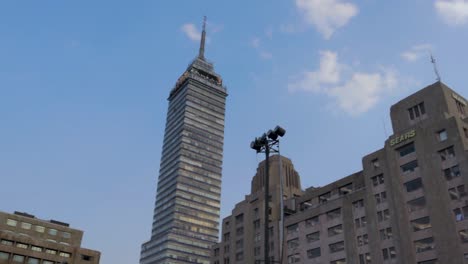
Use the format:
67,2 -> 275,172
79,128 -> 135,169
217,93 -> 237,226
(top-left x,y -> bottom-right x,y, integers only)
288,51 -> 400,116
401,44 -> 433,62
435,0 -> 468,25
181,23 -> 201,42
295,0 -> 358,39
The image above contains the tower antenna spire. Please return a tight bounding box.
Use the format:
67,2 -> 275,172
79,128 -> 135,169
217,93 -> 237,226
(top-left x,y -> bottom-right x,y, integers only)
430,53 -> 441,82
198,16 -> 207,60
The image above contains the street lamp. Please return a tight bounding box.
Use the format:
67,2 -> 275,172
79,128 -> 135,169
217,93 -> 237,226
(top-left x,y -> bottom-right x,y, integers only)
250,126 -> 286,264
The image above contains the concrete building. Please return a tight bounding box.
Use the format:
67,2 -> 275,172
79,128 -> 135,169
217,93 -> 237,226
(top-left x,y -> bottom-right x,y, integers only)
0,210 -> 100,264
140,18 -> 228,264
212,81 -> 468,264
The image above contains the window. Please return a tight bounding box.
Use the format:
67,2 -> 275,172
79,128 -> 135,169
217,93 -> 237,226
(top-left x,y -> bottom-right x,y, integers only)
401,160 -> 418,173
353,199 -> 364,210
45,249 -> 57,255
307,247 -> 321,259
464,128 -> 468,138
287,238 -> 299,250
235,214 -> 243,224
330,258 -> 346,264
455,97 -> 466,115
254,233 -> 261,242
16,243 -> 28,249
408,197 -> 426,212
235,252 -> 243,261
287,224 -> 299,235
236,227 -> 244,236
254,208 -> 259,218
379,227 -> 393,240
327,208 -> 341,220
459,229 -> 468,243
6,219 -> 17,227
414,237 -> 435,253
305,216 -> 319,227
59,252 -> 71,258
377,209 -> 390,222
339,183 -> 353,195
411,216 -> 431,231
355,217 -> 367,228
398,142 -> 416,157
382,247 -> 396,260
418,259 -> 439,264
254,246 -> 260,256
453,206 -> 468,221
371,174 -> 384,186
328,225 -> 343,237
224,244 -> 230,253
0,252 -> 9,260
43,261 -> 54,264
306,232 -> 320,243
359,253 -> 371,264
319,192 -> 332,203
31,246 -> 42,252
62,232 -> 71,239
439,146 -> 455,161
405,178 -> 423,192
253,220 -> 260,231
48,229 -> 57,236
235,239 -> 243,249
449,185 -> 467,200
223,232 -> 230,241
27,257 -> 40,264
35,226 -> 45,233
375,191 -> 387,204
287,253 -> 300,263
372,158 -> 380,169
20,222 -> 31,230
437,130 -> 447,141
357,234 -> 369,246
329,241 -> 345,253
444,165 -> 461,180
0,239 -> 13,246
12,255 -> 25,263
408,102 -> 426,120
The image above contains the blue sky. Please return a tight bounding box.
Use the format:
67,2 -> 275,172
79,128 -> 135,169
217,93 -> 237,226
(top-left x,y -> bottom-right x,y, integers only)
1,1 -> 468,263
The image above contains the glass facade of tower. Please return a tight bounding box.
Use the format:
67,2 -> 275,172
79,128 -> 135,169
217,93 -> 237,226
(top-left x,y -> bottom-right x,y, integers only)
140,56 -> 227,264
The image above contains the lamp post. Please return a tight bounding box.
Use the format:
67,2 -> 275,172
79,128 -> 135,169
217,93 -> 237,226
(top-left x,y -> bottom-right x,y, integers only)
250,126 -> 286,264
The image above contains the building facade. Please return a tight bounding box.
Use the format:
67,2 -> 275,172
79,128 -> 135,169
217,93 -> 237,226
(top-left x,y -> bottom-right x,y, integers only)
212,81 -> 468,264
140,20 -> 228,264
0,211 -> 100,264
211,155 -> 303,264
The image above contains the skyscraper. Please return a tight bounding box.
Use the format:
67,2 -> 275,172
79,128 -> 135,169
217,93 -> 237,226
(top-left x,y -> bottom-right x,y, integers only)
140,18 -> 228,264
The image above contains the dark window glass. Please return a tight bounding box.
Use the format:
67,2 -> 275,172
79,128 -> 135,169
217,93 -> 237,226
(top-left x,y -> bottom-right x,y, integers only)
398,142 -> 415,157
408,197 -> 426,212
405,178 -> 423,192
401,160 -> 418,173
411,216 -> 431,231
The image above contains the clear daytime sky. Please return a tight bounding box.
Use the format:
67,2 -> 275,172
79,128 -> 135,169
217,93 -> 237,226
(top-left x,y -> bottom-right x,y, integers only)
1,1 -> 468,263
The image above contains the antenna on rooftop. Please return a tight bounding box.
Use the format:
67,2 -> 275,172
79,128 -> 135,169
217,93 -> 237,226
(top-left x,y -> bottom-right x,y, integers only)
198,16 -> 207,60
430,53 -> 441,82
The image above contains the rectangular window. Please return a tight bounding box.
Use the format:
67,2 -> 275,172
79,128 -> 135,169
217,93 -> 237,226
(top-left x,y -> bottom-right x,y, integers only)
59,252 -> 71,258
223,232 -> 230,241
355,216 -> 367,228
287,224 -> 299,235
339,183 -> 353,195
401,160 -> 418,173
372,158 -> 380,169
0,239 -> 13,246
357,234 -> 369,246
330,258 -> 346,264
307,247 -> 321,259
287,238 -> 299,250
411,216 -> 431,231
235,239 -> 243,249
449,185 -> 467,200
20,222 -> 31,230
353,199 -> 364,211
45,249 -> 57,255
377,209 -> 390,222
328,225 -> 343,237
62,232 -> 71,239
305,216 -> 319,227
31,246 -> 43,252
418,259 -> 439,264
382,247 -> 396,260
455,98 -> 466,115
253,220 -> 260,231
329,241 -> 345,253
35,226 -> 45,233
405,178 -> 423,192
437,130 -> 448,141
371,174 -> 384,186
408,197 -> 426,212
359,253 -> 371,264
0,252 -> 9,260
439,146 -> 455,161
444,165 -> 461,180
398,142 -> 416,157
375,191 -> 387,204
379,227 -> 393,240
459,229 -> 468,243
414,237 -> 435,253
254,246 -> 260,256
27,257 -> 40,264
235,214 -> 244,224
306,231 -> 320,243
319,192 -> 332,203
287,253 -> 300,263
235,252 -> 243,261
236,227 -> 244,236
453,206 -> 468,221
6,219 -> 17,227
327,208 -> 341,220
12,255 -> 25,263
16,243 -> 28,249
48,229 -> 57,236
408,102 -> 426,120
